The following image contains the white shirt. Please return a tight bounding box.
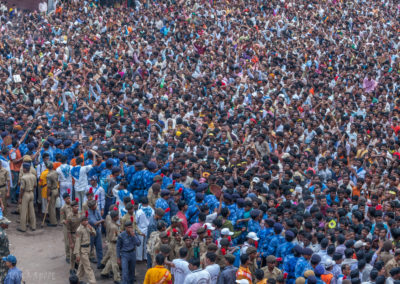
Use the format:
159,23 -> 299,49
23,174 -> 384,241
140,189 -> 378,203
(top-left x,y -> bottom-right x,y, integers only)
240,242 -> 251,256
56,163 -> 72,184
183,269 -> 211,284
136,205 -> 154,235
89,185 -> 105,211
171,259 -> 191,284
205,264 -> 220,284
72,165 -> 92,192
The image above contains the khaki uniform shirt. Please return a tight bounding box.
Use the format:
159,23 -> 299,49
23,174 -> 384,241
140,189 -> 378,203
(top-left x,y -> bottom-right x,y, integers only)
46,170 -> 59,193
82,202 -> 89,214
66,212 -> 81,234
381,251 -> 394,265
74,224 -> 96,255
0,168 -> 9,188
262,266 -> 282,280
171,238 -> 183,260
20,173 -> 37,193
107,220 -> 119,243
120,213 -> 142,234
147,186 -> 160,209
18,166 -> 36,185
385,258 -> 400,277
60,203 -> 72,223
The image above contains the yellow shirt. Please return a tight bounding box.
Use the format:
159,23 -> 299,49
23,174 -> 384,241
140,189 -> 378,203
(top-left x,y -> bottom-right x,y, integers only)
39,169 -> 49,198
144,265 -> 172,284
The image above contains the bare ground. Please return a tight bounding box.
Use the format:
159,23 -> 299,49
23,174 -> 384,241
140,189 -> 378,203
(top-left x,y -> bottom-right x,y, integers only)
6,204 -> 147,284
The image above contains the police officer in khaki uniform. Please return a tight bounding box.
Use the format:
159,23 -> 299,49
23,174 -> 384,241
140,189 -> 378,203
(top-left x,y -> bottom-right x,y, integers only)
120,203 -> 143,236
14,156 -> 36,218
194,227 -> 207,258
0,163 -> 10,216
120,203 -> 135,231
154,231 -> 171,262
247,246 -> 258,281
46,162 -> 59,226
60,192 -> 72,263
17,163 -> 37,232
262,255 -> 283,280
67,200 -> 81,273
100,210 -> 120,282
74,213 -> 96,284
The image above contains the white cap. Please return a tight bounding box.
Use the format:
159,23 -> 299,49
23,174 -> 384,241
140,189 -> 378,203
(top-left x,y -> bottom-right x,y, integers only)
204,223 -> 215,231
252,177 -> 260,183
236,280 -> 250,284
246,232 -> 259,241
354,240 -> 367,249
221,228 -> 234,236
325,259 -> 335,269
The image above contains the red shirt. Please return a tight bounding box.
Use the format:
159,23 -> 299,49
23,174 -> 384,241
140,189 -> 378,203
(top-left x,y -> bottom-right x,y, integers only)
176,211 -> 188,234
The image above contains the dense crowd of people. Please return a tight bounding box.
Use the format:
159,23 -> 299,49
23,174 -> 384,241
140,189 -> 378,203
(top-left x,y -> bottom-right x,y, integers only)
0,0 -> 400,283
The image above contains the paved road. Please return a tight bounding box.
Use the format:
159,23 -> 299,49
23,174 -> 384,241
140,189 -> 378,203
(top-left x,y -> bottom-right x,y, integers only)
6,204 -> 147,284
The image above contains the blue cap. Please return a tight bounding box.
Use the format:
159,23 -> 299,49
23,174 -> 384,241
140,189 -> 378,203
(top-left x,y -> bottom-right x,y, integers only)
195,192 -> 204,200
127,155 -> 136,163
303,248 -> 313,256
1,131 -> 8,138
118,153 -> 126,160
273,222 -> 283,233
27,143 -> 35,151
43,141 -> 50,148
250,209 -> 260,218
311,254 -> 321,264
63,140 -> 72,147
172,173 -> 181,179
190,180 -> 199,188
54,139 -> 62,146
17,130 -> 24,138
89,176 -> 98,181
23,163 -> 31,169
134,162 -> 144,170
161,190 -> 170,197
111,167 -> 121,174
105,158 -> 114,167
265,219 -> 275,227
147,162 -> 157,171
285,230 -> 295,238
104,151 -> 112,157
231,193 -> 240,200
294,245 -> 303,254
314,264 -> 325,276
2,255 -> 16,264
223,192 -> 232,201
307,276 -> 317,284
196,183 -> 208,192
47,137 -> 56,144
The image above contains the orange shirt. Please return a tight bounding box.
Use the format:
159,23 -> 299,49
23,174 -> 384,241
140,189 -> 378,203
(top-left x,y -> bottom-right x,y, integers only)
236,266 -> 252,284
9,148 -> 22,171
352,186 -> 361,197
70,154 -> 84,166
53,162 -> 62,170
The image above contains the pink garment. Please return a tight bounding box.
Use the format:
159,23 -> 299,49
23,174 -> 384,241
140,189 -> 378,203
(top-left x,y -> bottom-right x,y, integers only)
187,222 -> 204,239
363,78 -> 377,93
176,211 -> 188,234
